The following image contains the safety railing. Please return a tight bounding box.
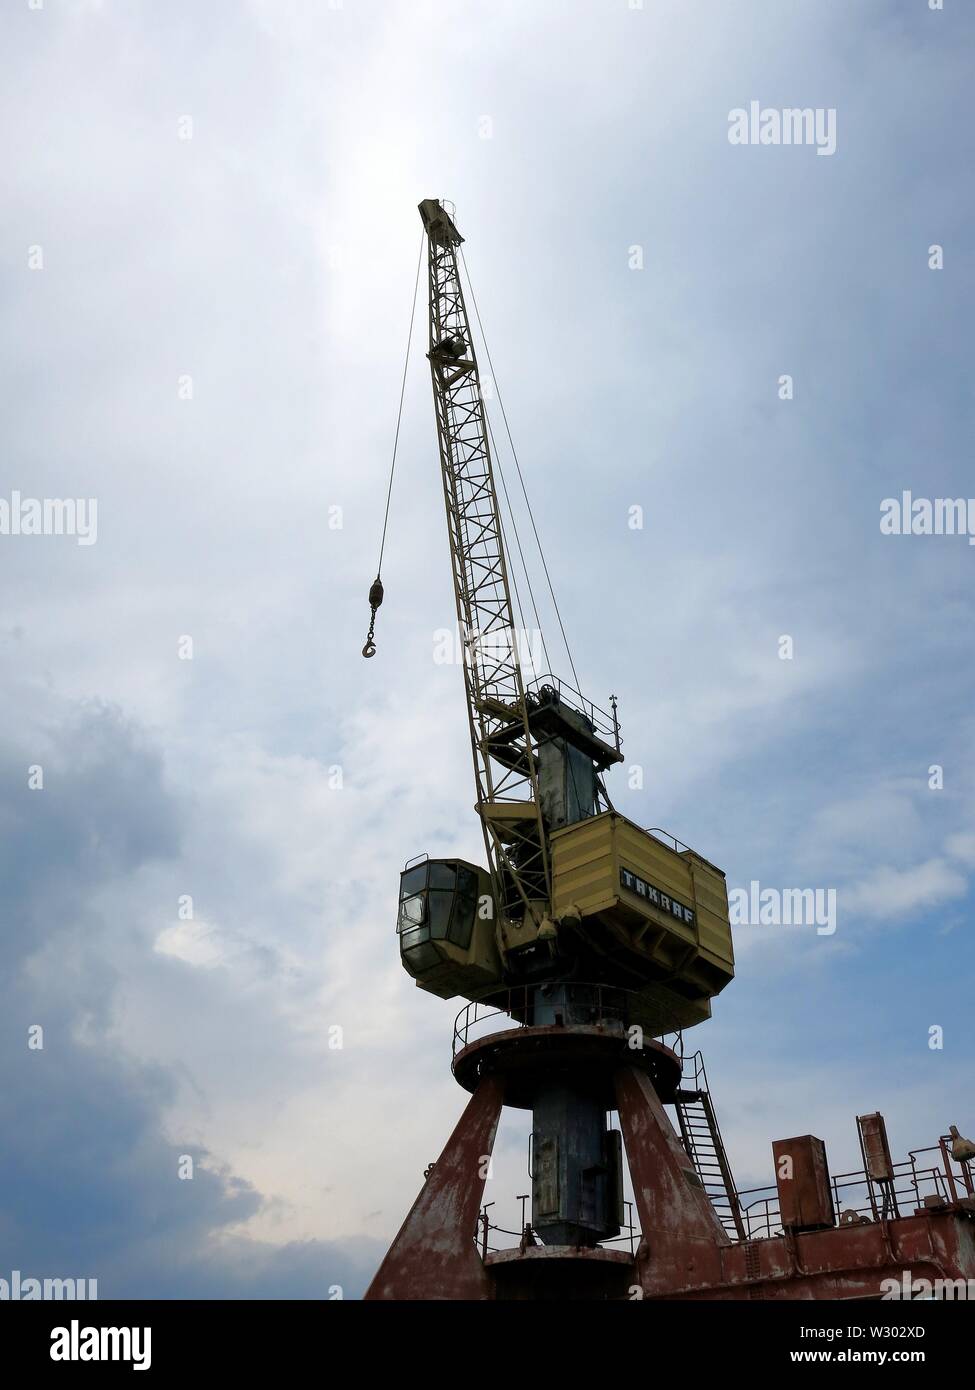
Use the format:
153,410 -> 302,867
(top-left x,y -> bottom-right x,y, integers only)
475,1196 -> 639,1258
644,827 -> 694,855
452,982 -> 696,1058
474,1144 -> 973,1258
525,673 -> 620,748
918,1137 -> 975,1203
453,981 -> 636,1056
735,1142 -> 972,1242
659,1029 -> 685,1061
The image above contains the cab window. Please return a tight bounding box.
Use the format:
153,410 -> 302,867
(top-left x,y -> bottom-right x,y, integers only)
448,866 -> 478,949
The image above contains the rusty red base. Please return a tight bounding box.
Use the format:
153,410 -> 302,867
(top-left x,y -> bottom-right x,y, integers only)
365,1049 -> 975,1301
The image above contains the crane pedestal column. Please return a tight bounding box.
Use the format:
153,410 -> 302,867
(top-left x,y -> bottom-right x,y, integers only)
364,1010 -> 729,1300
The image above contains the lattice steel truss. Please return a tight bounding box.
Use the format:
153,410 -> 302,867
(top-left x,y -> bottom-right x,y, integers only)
421,201 -> 550,924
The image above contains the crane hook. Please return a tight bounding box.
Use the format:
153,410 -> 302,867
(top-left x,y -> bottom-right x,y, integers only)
362,576 -> 384,658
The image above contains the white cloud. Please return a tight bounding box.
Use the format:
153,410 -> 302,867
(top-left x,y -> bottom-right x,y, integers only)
154,918 -> 226,968
842,858 -> 968,920
945,832 -> 975,867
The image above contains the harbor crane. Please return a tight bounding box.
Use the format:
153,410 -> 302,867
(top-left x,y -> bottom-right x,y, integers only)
361,200 -> 975,1301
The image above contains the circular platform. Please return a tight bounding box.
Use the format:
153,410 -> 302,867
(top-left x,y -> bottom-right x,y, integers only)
452,1023 -> 681,1109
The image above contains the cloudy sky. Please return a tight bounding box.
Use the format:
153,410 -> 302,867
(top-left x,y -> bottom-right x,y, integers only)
1,0 -> 972,1299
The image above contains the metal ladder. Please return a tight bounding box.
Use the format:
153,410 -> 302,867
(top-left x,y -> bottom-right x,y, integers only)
672,1050 -> 746,1240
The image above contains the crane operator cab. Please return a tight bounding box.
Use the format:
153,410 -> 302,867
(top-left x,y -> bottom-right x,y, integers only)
397,817 -> 736,1037
397,857 -> 502,1002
